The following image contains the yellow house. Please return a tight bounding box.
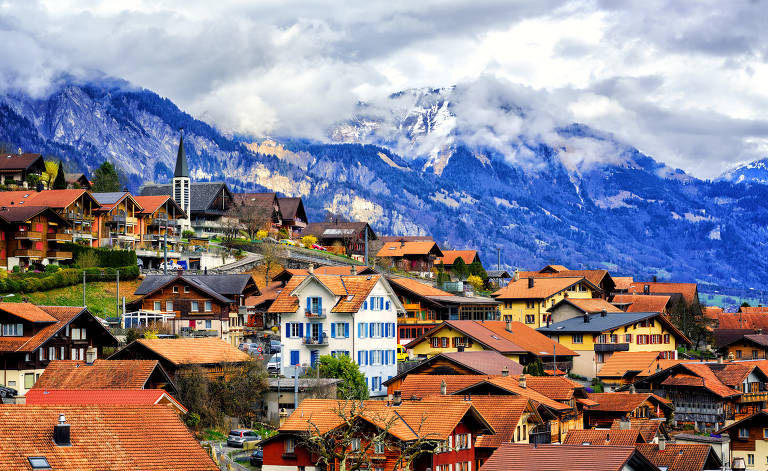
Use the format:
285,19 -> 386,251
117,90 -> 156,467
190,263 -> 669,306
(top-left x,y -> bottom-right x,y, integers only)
537,310 -> 691,379
492,276 -> 601,328
719,410 -> 768,469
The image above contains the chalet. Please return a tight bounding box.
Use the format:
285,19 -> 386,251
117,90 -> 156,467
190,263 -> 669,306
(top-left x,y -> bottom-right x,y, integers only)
537,311 -> 691,378
233,192 -> 282,229
243,281 -> 285,333
584,392 -> 673,428
405,320 -> 578,372
269,272 -> 403,396
517,265 -> 616,298
547,297 -> 623,324
134,195 -> 187,267
0,206 -> 73,270
0,405 -> 217,470
0,152 -> 45,187
271,265 -> 377,282
376,239 -> 443,274
128,273 -> 260,345
478,443 -> 660,471
492,276 -> 602,328
277,197 -> 308,236
718,409 -> 768,470
261,397 -> 494,471
64,172 -> 91,189
141,181 -> 234,237
612,294 -> 672,313
384,351 -> 524,395
387,276 -> 500,344
92,191 -> 144,249
636,443 -> 722,471
0,189 -> 99,245
108,338 -> 251,380
0,304 -> 117,395
718,333 -> 768,360
612,276 -> 634,294
304,221 -> 377,259
597,351 -> 683,387
24,389 -> 187,415
31,359 -> 176,393
486,269 -> 512,288
436,250 -> 481,277
626,281 -> 699,306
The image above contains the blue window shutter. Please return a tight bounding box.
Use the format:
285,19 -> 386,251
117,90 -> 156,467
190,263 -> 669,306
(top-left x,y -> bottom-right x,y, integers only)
358,323 -> 362,338
386,300 -> 390,310
298,323 -> 304,338
391,322 -> 396,337
306,297 -> 311,313
318,297 -> 323,314
363,300 -> 367,310
369,323 -> 374,337
344,323 -> 350,338
364,351 -> 369,365
290,350 -> 299,366
285,323 -> 290,338
331,323 -> 336,338
305,323 -> 310,338
366,377 -> 369,389
357,351 -> 362,364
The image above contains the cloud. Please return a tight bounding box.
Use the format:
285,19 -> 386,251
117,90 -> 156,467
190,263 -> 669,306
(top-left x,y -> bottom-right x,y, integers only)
0,0 -> 766,178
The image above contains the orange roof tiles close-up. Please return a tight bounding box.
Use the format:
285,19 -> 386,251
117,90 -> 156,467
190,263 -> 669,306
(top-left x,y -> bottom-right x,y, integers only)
626,282 -> 698,304
613,276 -> 634,291
388,276 -> 453,297
267,274 -> 384,314
636,443 -> 719,471
492,276 -> 594,300
131,338 -> 252,365
610,418 -> 667,443
612,294 -> 671,313
563,429 -> 645,446
597,351 -> 670,379
24,389 -> 187,413
32,360 -> 163,390
552,298 -> 623,313
0,302 -> 58,323
376,240 -> 443,258
436,250 -> 478,266
517,269 -> 612,289
0,404 -> 217,470
586,392 -> 672,412
0,306 -> 101,354
478,443 -> 648,471
468,396 -> 536,449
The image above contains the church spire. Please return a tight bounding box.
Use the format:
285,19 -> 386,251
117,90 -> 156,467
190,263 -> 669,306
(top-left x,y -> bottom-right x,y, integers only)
174,130 -> 189,178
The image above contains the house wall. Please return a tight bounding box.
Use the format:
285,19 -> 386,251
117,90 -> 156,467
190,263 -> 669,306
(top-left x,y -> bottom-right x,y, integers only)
730,424 -> 768,469
262,436 -> 316,471
2,213 -> 73,270
725,341 -> 768,361
499,282 -> 596,329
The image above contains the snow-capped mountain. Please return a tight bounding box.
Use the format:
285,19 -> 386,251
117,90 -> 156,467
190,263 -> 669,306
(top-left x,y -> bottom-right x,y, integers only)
2,78 -> 768,288
718,158 -> 768,184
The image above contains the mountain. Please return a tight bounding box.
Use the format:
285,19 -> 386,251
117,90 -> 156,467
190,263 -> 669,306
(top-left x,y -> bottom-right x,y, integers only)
718,158 -> 768,185
1,78 -> 768,289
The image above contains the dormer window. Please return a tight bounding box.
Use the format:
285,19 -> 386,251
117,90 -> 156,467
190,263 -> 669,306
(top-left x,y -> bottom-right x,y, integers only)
1,323 -> 23,336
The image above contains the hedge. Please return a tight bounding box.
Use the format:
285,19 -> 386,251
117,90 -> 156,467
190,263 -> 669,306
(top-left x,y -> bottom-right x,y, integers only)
0,266 -> 139,294
60,242 -> 137,268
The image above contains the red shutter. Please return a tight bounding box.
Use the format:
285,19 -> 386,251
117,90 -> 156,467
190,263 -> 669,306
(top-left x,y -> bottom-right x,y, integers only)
35,242 -> 43,250
664,334 -> 670,344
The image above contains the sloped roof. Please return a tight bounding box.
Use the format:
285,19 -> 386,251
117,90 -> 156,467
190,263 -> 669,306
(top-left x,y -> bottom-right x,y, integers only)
277,197 -> 306,221
478,443 -> 651,471
678,363 -> 744,397
586,392 -> 672,412
118,338 -> 251,366
140,182 -> 231,212
388,276 -> 453,297
32,360 -> 164,390
524,376 -> 583,402
304,221 -> 376,240
627,282 -> 698,304
518,269 -> 613,288
716,313 -> 768,330
739,306 -> 768,314
721,333 -> 768,349
0,205 -> 67,224
549,298 -> 623,314
134,274 -> 257,302
174,133 -> 188,178
24,389 -> 187,414
0,306 -> 115,353
492,277 -> 596,300
233,192 -> 278,212
376,240 -> 443,258
563,429 -> 644,446
636,443 -> 720,471
718,409 -> 768,434
244,281 -> 284,306
267,274 -> 385,314
613,276 -> 634,290
597,351 -> 670,379
538,311 -> 692,345
469,396 -> 536,448
610,418 -> 668,443
437,250 -> 478,265
612,294 -> 671,313
382,351 -> 523,387
0,405 -> 216,470
0,189 -> 94,209
0,302 -> 57,323
134,195 -> 186,217
0,152 -> 44,170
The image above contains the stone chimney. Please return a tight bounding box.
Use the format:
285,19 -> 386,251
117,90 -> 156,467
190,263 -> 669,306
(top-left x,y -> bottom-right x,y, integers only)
53,414 -> 71,446
732,457 -> 746,471
618,417 -> 631,430
505,318 -> 512,332
518,374 -> 527,389
513,269 -> 520,282
501,366 -> 509,377
85,346 -> 97,365
350,265 -> 356,275
440,379 -> 447,396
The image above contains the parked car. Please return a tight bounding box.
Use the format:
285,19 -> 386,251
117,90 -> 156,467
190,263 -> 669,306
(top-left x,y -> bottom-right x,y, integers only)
0,385 -> 17,398
267,353 -> 281,374
397,344 -> 409,362
227,429 -> 261,448
249,448 -> 263,466
159,261 -> 181,271
279,239 -> 296,246
311,244 -> 327,251
270,340 -> 281,354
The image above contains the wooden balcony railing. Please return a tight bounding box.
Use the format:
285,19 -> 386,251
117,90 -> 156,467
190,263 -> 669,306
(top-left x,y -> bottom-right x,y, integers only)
14,249 -> 43,258
47,250 -> 73,259
15,231 -> 42,240
47,233 -> 73,242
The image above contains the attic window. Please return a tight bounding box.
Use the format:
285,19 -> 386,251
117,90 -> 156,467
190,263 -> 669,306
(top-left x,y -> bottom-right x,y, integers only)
346,295 -> 355,301
491,335 -> 500,340
23,194 -> 28,198
28,457 -> 51,469
388,247 -> 396,250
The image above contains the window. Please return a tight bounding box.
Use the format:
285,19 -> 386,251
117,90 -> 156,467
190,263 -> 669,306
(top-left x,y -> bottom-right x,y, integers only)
736,350 -> 742,359
49,347 -> 55,360
172,286 -> 179,293
27,457 -> 50,470
754,350 -> 760,359
205,320 -> 212,329
625,334 -> 632,343
284,437 -> 295,455
441,337 -> 448,348
748,454 -> 754,466
516,425 -> 521,441
153,301 -> 161,311
525,314 -> 535,324
24,373 -> 34,390
526,301 -> 535,309
165,301 -> 173,312
288,323 -> 302,338
191,301 -> 199,312
664,334 -> 670,344
763,428 -> 768,439
431,337 -> 440,348
204,300 -> 212,312
333,322 -> 349,338
374,442 -> 385,454
350,438 -> 361,451
184,286 -> 190,293
572,334 -> 583,344
739,427 -> 749,439
1,323 -> 23,336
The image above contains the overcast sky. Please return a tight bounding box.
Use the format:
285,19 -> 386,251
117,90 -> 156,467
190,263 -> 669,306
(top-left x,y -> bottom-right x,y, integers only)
1,0 -> 767,178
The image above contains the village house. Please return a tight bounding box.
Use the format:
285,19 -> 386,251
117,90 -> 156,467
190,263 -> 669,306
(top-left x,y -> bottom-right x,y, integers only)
583,392 -> 673,428
405,320 -> 578,373
436,250 -> 481,277
24,388 -> 188,415
133,195 -> 187,267
597,351 -> 684,388
0,151 -> 46,187
0,404 -> 217,470
610,417 -> 670,443
718,333 -> 768,360
277,197 -> 308,236
0,304 -> 117,396
517,265 -> 617,298
92,191 -> 144,249
261,397 -> 494,471
64,172 -> 91,189
718,409 -> 768,470
635,443 -> 722,471
108,338 -> 252,380
537,310 -> 690,378
492,276 -> 602,328
233,192 -> 282,230
479,443 -> 660,471
0,206 -> 73,269
626,281 -> 700,306
387,276 -> 500,344
612,276 -> 634,294
304,221 -> 377,260
127,273 -> 260,345
562,428 -> 646,446
612,294 -> 672,313
31,358 -> 176,393
269,271 -> 403,396
547,297 -> 623,324
376,239 -> 443,275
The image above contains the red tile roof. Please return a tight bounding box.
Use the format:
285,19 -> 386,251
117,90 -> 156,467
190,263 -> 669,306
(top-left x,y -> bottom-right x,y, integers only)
376,240 -> 443,257
0,189 -> 92,209
551,298 -> 623,313
267,274 -> 384,314
478,443 -> 648,471
613,277 -> 634,290
627,282 -> 698,304
518,269 -> 612,288
24,389 -> 187,413
610,418 -> 667,443
134,195 -> 185,217
715,312 -> 768,329
0,152 -> 43,171
563,429 -> 644,446
636,443 -> 718,471
739,306 -> 768,314
524,376 -> 583,402
0,405 -> 216,470
131,338 -> 251,365
612,294 -> 671,313
0,306 -> 107,353
32,360 -> 162,390
0,302 -> 58,322
597,351 -> 680,379
677,363 -> 743,398
468,396 -> 536,448
586,392 -> 672,412
388,276 -> 453,296
493,276 -> 597,300
436,250 -> 478,265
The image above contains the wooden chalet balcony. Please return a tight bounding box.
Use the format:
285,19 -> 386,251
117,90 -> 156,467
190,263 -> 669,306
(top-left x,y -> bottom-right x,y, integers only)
403,303 -> 421,310
47,233 -> 72,242
15,231 -> 42,240
398,317 -> 435,325
14,249 -> 43,258
47,250 -> 73,260
147,217 -> 181,228
738,391 -> 768,403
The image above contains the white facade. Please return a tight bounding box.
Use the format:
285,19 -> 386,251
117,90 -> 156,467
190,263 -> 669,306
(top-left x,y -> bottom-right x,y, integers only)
172,175 -> 191,230
279,277 -> 401,397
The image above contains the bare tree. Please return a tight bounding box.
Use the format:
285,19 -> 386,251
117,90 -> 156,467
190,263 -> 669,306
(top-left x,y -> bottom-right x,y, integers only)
231,200 -> 275,240
258,241 -> 287,285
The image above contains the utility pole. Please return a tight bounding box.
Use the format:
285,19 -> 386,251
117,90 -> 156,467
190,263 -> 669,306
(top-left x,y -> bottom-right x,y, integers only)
497,247 -> 501,271
116,270 -> 120,318
364,227 -> 369,266
163,218 -> 168,275
82,270 -> 86,307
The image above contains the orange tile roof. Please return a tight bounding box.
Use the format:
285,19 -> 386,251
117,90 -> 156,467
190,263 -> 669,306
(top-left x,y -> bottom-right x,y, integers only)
563,429 -> 644,446
0,302 -> 58,322
610,418 -> 666,443
267,275 -> 306,312
0,405 -> 216,470
480,376 -> 574,411
24,389 -> 187,413
267,274 -> 383,314
553,298 -> 623,313
376,240 -> 443,258
702,306 -> 723,320
711,363 -> 753,387
627,282 -> 698,304
612,294 -> 671,313
524,376 -> 582,402
132,338 -> 251,365
399,375 -> 491,398
739,306 -> 768,314
0,306 -> 104,353
677,363 -> 743,398
32,360 -> 162,390
245,281 -> 284,306
436,250 -> 478,265
613,277 -> 634,291
478,443 -> 645,471
388,276 -> 453,296
518,269 -> 612,288
133,195 -> 184,216
0,189 -> 90,209
480,321 -> 578,357
597,351 -> 667,379
586,392 -> 672,412
468,396 -> 534,448
715,312 -> 768,329
636,443 -> 717,471
492,277 -> 595,300
540,265 -> 569,272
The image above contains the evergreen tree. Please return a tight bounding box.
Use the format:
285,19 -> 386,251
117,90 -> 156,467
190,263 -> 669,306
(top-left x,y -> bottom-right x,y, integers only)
742,301 -> 751,308
452,257 -> 469,280
318,354 -> 369,400
91,161 -> 121,192
523,358 -> 545,376
52,160 -> 67,189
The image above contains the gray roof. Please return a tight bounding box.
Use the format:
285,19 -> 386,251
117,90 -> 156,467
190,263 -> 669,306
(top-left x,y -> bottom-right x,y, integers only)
134,274 -> 255,303
140,182 -> 231,213
673,433 -> 730,444
537,312 -> 660,334
92,192 -> 128,205
174,134 -> 189,178
487,270 -> 512,278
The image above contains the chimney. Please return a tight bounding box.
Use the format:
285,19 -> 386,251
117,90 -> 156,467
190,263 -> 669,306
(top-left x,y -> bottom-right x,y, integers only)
658,436 -> 666,451
505,318 -> 512,332
400,239 -> 405,248
513,269 -> 520,282
308,264 -> 314,275
393,390 -> 402,406
518,374 -> 527,388
501,366 -> 509,377
350,265 -> 356,275
583,313 -> 590,323
528,277 -> 534,289
600,309 -> 607,317
618,417 -> 631,430
546,315 -> 551,327
643,284 -> 650,295
732,457 -> 746,471
440,379 -> 447,396
85,346 -> 96,365
652,275 -> 658,283
53,414 -> 71,446
629,384 -> 636,394
17,147 -> 22,155
176,267 -> 183,277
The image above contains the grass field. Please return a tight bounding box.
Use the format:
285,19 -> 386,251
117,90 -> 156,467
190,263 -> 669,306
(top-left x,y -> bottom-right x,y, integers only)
4,279 -> 142,318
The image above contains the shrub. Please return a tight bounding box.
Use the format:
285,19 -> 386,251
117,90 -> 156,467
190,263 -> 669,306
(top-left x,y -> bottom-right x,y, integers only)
182,230 -> 195,239
44,264 -> 60,273
278,228 -> 289,239
11,266 -> 20,273
185,412 -> 201,429
466,274 -> 484,291
301,235 -> 318,248
256,229 -> 268,240
75,251 -> 98,268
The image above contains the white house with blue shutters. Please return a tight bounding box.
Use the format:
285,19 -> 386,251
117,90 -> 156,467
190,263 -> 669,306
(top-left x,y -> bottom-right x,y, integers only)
275,273 -> 403,397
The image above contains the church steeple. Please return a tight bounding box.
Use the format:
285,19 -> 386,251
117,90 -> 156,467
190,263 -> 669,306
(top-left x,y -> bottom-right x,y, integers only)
174,131 -> 189,178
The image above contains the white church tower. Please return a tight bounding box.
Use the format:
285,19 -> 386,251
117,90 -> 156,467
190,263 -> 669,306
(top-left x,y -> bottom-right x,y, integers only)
173,132 -> 191,230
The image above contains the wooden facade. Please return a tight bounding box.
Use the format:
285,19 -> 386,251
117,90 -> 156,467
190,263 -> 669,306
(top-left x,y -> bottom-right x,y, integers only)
0,207 -> 73,270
